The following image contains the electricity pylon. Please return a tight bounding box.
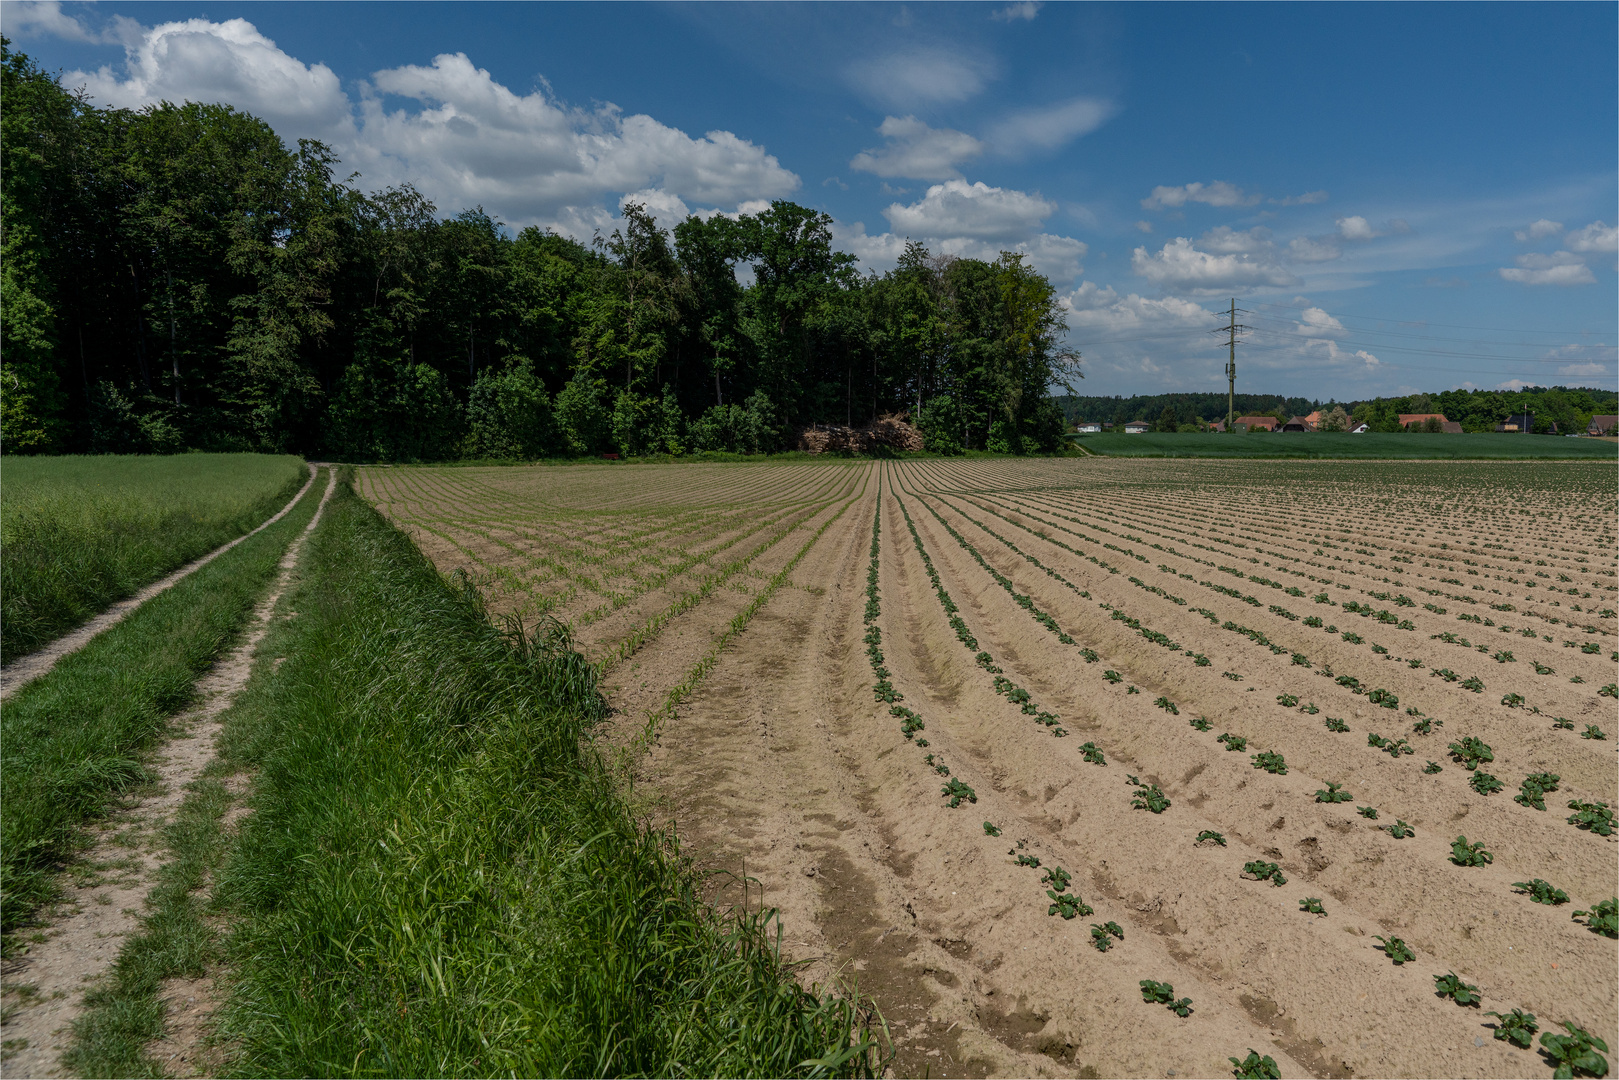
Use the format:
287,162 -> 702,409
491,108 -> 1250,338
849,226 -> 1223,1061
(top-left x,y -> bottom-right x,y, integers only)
1212,299 -> 1250,430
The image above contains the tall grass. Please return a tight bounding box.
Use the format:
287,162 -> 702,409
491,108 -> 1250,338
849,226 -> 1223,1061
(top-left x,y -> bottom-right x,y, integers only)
0,453 -> 306,662
212,481 -> 884,1077
0,473 -> 324,934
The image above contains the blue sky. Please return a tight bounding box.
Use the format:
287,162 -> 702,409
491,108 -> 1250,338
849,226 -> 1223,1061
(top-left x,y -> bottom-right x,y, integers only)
6,0 -> 1616,400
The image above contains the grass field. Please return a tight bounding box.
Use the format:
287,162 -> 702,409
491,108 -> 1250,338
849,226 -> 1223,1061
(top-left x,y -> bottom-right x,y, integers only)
366,456 -> 1618,1078
1073,431 -> 1618,459
0,454 -> 307,662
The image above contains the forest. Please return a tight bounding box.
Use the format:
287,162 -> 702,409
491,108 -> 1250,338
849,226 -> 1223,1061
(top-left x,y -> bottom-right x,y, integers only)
0,43 -> 1076,461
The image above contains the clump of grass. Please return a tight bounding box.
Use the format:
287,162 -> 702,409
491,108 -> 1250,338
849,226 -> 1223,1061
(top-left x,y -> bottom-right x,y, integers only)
208,486 -> 886,1076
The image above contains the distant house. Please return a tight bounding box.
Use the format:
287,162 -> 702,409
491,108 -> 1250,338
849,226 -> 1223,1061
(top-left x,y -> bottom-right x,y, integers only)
1302,410 -> 1322,430
1282,415 -> 1312,432
1233,415 -> 1278,432
1348,422 -> 1370,434
1496,413 -> 1533,433
1399,412 -> 1451,431
1076,422 -> 1102,434
1589,415 -> 1618,435
1123,421 -> 1150,434
1441,421 -> 1463,434
1207,420 -> 1226,432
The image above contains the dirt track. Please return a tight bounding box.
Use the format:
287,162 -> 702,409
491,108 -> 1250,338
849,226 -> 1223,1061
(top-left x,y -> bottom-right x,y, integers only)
368,457 -> 1618,1078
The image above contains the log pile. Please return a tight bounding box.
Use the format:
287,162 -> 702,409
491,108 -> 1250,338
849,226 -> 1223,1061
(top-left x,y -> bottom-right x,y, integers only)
794,413 -> 925,454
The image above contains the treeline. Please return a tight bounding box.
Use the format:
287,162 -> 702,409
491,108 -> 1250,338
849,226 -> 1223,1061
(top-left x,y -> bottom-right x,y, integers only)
0,44 -> 1076,461
1060,386 -> 1617,434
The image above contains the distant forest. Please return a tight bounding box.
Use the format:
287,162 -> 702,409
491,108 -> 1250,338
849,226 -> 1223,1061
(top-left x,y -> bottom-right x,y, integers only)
1,43 -> 1076,460
1058,386 -> 1618,434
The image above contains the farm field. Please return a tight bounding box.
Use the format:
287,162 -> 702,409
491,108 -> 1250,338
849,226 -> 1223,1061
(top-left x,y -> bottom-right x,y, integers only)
1074,431 -> 1618,459
363,457 -> 1618,1079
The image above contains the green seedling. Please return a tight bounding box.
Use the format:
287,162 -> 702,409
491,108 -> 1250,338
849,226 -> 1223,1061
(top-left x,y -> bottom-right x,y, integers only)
1047,890 -> 1091,919
1217,733 -> 1248,752
1386,820 -> 1415,838
1195,830 -> 1226,846
1410,717 -> 1441,735
1512,879 -> 1570,905
1251,750 -> 1287,775
1079,741 -> 1107,765
1089,921 -> 1123,951
1325,717 -> 1350,732
941,779 -> 977,808
1501,692 -> 1525,709
1080,648 -> 1099,663
1448,735 -> 1494,770
1450,835 -> 1493,866
1126,685 -> 1139,694
1423,761 -> 1443,774
1189,716 -> 1213,732
1139,980 -> 1193,1017
1494,650 -> 1516,664
1012,852 -> 1042,868
1515,772 -> 1560,811
1434,667 -> 1459,682
1552,717 -> 1576,730
1041,866 -> 1072,893
1242,860 -> 1287,886
1382,737 -> 1415,758
1292,652 -> 1312,668
1375,935 -> 1416,964
1581,724 -> 1607,740
1223,671 -> 1243,681
1469,771 -> 1504,796
1229,1050 -> 1281,1079
982,821 -> 1002,837
1433,971 -> 1481,1006
1566,799 -> 1616,836
1539,1021 -> 1609,1079
1367,733 -> 1388,748
1315,782 -> 1352,804
1572,898 -> 1617,938
1460,676 -> 1486,693
1299,897 -> 1326,914
1601,683 -> 1619,699
1534,661 -> 1556,675
1299,701 -> 1319,714
1357,806 -> 1379,819
1130,783 -> 1171,814
1368,688 -> 1399,709
1276,693 -> 1299,707
1103,670 -> 1123,684
1154,696 -> 1179,714
1485,1008 -> 1538,1049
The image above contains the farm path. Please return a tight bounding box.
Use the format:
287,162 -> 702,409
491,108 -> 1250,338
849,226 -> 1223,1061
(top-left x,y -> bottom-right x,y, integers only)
0,467 -> 337,1080
0,464 -> 320,703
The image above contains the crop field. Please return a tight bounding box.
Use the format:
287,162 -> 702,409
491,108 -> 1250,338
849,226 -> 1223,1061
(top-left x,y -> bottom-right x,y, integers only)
363,457 -> 1617,1079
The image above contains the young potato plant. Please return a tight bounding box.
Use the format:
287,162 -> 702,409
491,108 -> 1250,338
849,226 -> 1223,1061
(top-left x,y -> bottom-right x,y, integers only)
1386,820 -> 1415,839
1154,695 -> 1180,715
1129,780 -> 1171,814
1126,685 -> 1140,695
1515,772 -> 1560,811
1047,890 -> 1092,919
1375,935 -> 1416,964
1433,972 -> 1482,1007
1469,771 -> 1505,796
1566,799 -> 1616,836
1242,860 -> 1287,887
1230,1049 -> 1281,1079
1410,717 -> 1442,736
1325,717 -> 1350,733
1315,782 -> 1353,804
1552,717 -> 1576,730
1461,676 -> 1486,693
1512,879 -> 1570,905
1195,830 -> 1227,846
1501,693 -> 1526,709
1041,866 -> 1072,892
1534,661 -> 1556,675
1103,669 -> 1123,684
1139,980 -> 1193,1017
1276,693 -> 1299,708
1448,736 -> 1495,770
983,821 -> 1002,837
1538,1021 -> 1609,1079
1089,921 -> 1124,951
1357,806 -> 1379,820
1223,671 -> 1243,682
1299,897 -> 1326,915
1572,898 -> 1617,938
1251,751 -> 1287,775
1580,724 -> 1607,740
1450,835 -> 1494,866
1423,761 -> 1443,774
1218,733 -> 1248,752
1368,688 -> 1399,709
1485,1008 -> 1538,1049
1013,852 -> 1042,868
1299,701 -> 1320,714
1189,716 -> 1214,732
1079,742 -> 1107,765
941,779 -> 977,808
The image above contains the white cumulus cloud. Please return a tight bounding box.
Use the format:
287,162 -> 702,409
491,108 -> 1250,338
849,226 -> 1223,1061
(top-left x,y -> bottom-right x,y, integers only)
1566,220 -> 1618,254
845,46 -> 994,109
1295,306 -> 1346,337
990,1 -> 1043,20
883,179 -> 1054,239
1273,190 -> 1329,206
849,116 -> 982,180
1514,218 -> 1564,242
1498,251 -> 1597,286
1288,235 -> 1342,262
1336,215 -> 1378,241
1130,236 -> 1299,294
1140,181 -> 1258,211
987,97 -> 1115,154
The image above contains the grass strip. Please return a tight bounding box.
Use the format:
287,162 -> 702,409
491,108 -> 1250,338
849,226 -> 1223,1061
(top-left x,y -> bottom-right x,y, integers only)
206,480 -> 884,1077
0,474 -> 324,935
0,454 -> 307,662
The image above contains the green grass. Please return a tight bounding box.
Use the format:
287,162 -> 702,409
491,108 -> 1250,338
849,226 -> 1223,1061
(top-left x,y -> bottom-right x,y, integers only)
0,453 -> 307,662
200,480 -> 883,1077
0,473 -> 324,936
1072,432 -> 1616,460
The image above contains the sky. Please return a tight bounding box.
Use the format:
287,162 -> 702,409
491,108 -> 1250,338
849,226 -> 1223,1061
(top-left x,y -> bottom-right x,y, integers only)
5,0 -> 1616,400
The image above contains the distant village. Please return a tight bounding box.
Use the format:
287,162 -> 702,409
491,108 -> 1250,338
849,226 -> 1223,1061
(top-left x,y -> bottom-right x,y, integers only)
1075,410 -> 1619,436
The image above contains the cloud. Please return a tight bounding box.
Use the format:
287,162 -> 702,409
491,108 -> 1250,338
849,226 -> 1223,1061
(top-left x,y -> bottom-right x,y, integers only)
1135,220 -> 1153,233
987,97 -> 1115,154
1197,225 -> 1272,255
1514,218 -> 1564,242
1130,236 -> 1299,294
846,46 -> 994,109
1141,181 -> 1259,211
5,0 -> 97,40
850,115 -> 982,180
63,18 -> 800,233
1335,215 -> 1377,241
990,1 -> 1043,20
1295,306 -> 1345,337
1497,251 -> 1597,286
1272,190 -> 1329,206
1566,220 -> 1618,254
1287,235 -> 1342,262
883,179 -> 1054,239
1061,281 -> 1211,335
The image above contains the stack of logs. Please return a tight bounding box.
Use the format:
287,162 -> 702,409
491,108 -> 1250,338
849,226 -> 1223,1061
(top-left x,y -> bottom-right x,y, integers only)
794,414 -> 925,454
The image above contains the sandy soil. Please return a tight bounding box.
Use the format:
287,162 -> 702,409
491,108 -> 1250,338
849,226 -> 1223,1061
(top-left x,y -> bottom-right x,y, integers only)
373,457 -> 1618,1078
0,469 -> 337,1079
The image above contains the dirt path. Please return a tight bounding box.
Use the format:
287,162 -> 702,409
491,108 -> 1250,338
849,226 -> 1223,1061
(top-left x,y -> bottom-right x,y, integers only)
0,467 -> 337,1079
0,464 -> 320,703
